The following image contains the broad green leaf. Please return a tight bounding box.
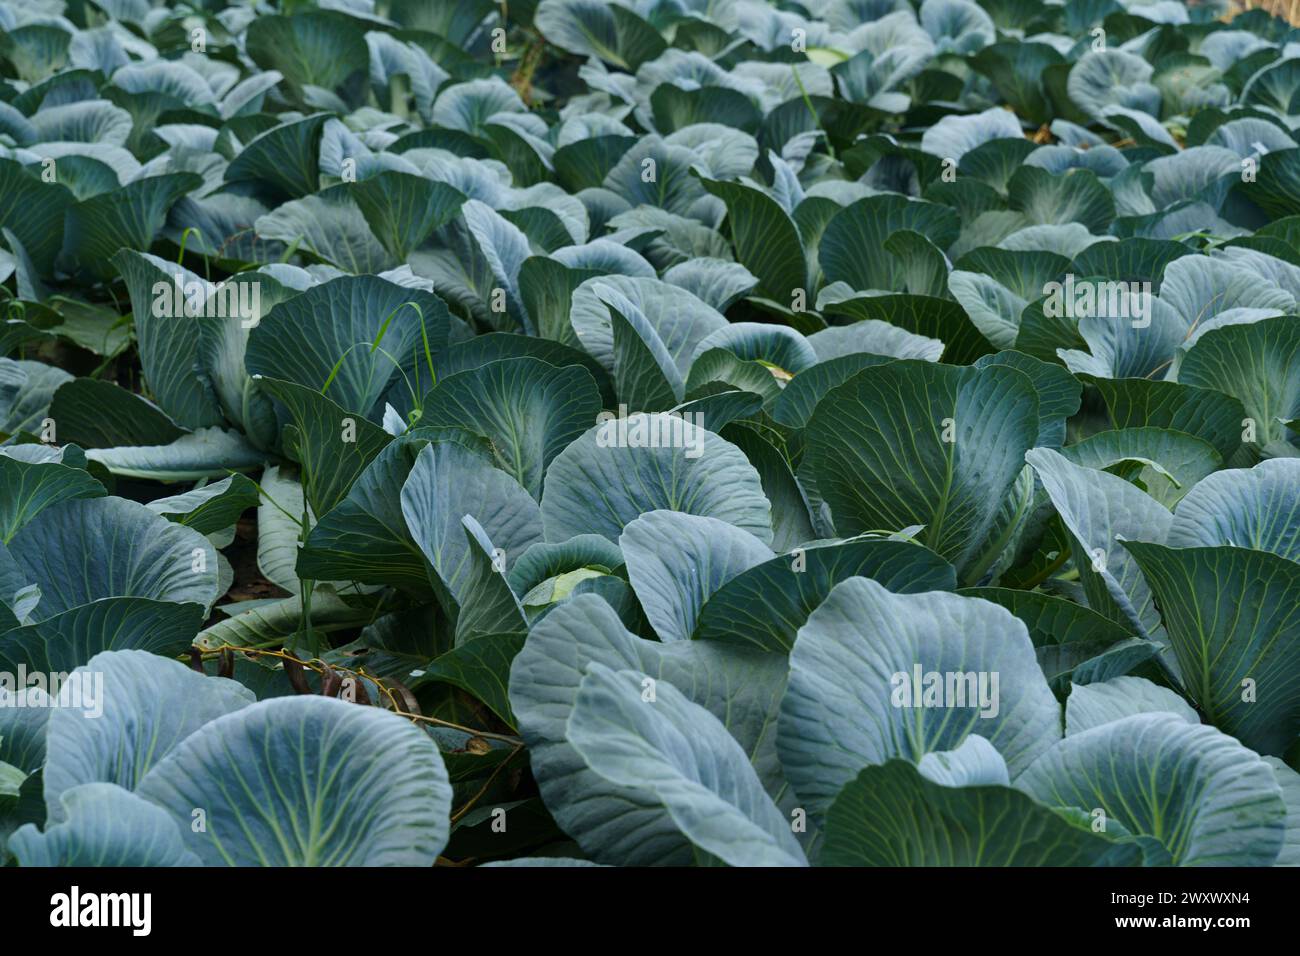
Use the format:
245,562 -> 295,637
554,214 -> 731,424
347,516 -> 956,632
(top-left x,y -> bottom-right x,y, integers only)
298,439 -> 432,592
0,159 -> 74,276
43,650 -> 254,822
419,633 -> 526,728
1027,447 -> 1172,638
10,783 -> 200,867
509,594 -> 794,865
0,450 -> 104,543
112,250 -> 224,430
7,498 -> 220,621
63,174 -> 202,281
83,427 -> 267,482
571,276 -> 728,382
820,195 -> 960,293
247,275 -> 450,419
0,598 -> 203,674
255,377 -> 393,518
820,293 -> 994,364
1058,427 -> 1222,507
1018,713 -> 1285,866
694,537 -> 957,652
1166,459 -> 1300,559
540,414 -> 773,546
1125,541 -> 1300,756
46,379 -> 185,450
535,0 -> 667,71
452,515 -> 528,642
146,474 -> 258,536
822,759 -> 1146,866
567,663 -> 806,867
959,587 -> 1147,691
976,349 -> 1081,447
195,588 -> 371,651
621,510 -> 773,644
778,578 -> 1062,815
608,301 -> 683,410
719,424 -> 816,553
1065,676 -> 1199,736
1179,316 -> 1300,455
137,696 -> 452,866
803,360 -> 1038,582
351,171 -> 466,261
419,357 -> 602,499
245,14 -> 368,106
399,440 -> 542,607
1091,376 -> 1246,462
698,176 -> 806,303
255,188 -> 396,273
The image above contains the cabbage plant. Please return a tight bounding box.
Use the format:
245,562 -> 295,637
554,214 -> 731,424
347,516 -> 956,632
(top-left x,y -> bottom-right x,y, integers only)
0,0 -> 1298,868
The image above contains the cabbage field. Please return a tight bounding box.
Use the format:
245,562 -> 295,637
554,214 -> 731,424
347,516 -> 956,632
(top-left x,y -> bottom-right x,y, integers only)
0,0 -> 1299,870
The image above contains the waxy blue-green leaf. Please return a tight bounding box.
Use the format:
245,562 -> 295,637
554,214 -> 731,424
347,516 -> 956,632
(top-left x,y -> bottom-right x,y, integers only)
697,175 -> 806,304
245,14 -> 368,107
694,537 -> 957,652
509,594 -> 794,865
11,783 -> 200,867
822,759 -> 1146,866
535,0 -> 667,71
298,438 -> 432,592
62,173 -> 202,281
247,275 -> 450,419
621,510 -> 773,645
1125,541 -> 1300,755
779,578 -> 1061,815
820,195 -> 960,293
0,449 -> 103,544
959,586 -> 1150,691
111,250 -> 224,430
1065,676 -> 1199,736
0,159 -> 73,276
541,413 -> 773,546
42,650 -> 254,822
1165,458 -> 1300,559
419,357 -> 602,500
803,360 -> 1038,582
7,498 -> 220,621
0,598 -> 203,674
255,377 -> 393,518
1058,427 -> 1222,507
1027,448 -> 1172,638
567,663 -> 806,867
399,440 -> 542,607
1018,713 -> 1285,866
351,171 -> 466,261
137,696 -> 452,866
146,474 -> 258,536
45,378 -> 185,450
1179,316 -> 1300,455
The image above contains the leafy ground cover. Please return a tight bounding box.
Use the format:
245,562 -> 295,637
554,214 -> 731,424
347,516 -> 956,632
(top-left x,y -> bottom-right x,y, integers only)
0,0 -> 1299,867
